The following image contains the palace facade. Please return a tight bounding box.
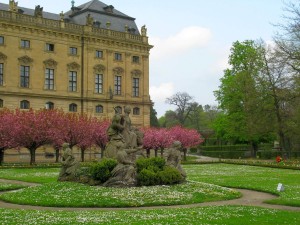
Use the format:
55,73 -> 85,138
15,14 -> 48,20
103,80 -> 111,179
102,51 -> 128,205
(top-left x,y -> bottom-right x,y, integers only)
0,0 -> 152,126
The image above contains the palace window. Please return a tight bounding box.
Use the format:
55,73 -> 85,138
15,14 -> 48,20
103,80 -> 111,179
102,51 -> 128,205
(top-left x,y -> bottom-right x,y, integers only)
114,53 -> 122,61
132,56 -> 140,63
45,43 -> 54,52
96,50 -> 103,58
0,36 -> 4,45
69,71 -> 77,92
45,102 -> 54,110
45,68 -> 54,90
132,78 -> 139,97
20,100 -> 30,109
114,76 -> 121,95
95,105 -> 103,113
21,39 -> 30,48
133,107 -> 140,115
0,63 -> 3,86
20,65 -> 30,88
0,99 -> 3,108
69,47 -> 77,55
69,103 -> 77,112
95,74 -> 103,94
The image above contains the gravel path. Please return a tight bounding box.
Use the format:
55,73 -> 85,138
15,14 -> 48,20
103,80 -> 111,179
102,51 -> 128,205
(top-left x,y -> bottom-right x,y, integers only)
1,179 -> 300,212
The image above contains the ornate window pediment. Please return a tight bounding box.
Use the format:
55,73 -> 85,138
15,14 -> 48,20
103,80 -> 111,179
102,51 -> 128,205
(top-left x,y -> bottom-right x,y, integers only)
67,62 -> 80,70
113,67 -> 124,75
131,69 -> 142,77
18,56 -> 33,64
94,64 -> 105,73
0,52 -> 7,61
43,59 -> 57,68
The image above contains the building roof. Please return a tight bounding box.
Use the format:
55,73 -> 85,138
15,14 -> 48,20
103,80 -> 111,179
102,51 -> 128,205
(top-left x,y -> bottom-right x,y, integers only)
0,0 -> 140,34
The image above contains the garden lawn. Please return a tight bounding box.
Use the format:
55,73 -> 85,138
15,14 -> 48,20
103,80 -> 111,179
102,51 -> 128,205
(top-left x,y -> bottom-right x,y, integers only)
0,205 -> 299,225
0,183 -> 26,191
184,163 -> 300,207
0,181 -> 240,207
0,168 -> 59,183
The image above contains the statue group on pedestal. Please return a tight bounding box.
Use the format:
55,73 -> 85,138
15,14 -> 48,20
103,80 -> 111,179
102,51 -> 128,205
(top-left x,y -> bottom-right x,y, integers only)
58,106 -> 186,187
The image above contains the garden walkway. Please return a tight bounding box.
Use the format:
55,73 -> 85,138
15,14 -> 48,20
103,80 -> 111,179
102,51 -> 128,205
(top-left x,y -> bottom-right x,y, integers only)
0,178 -> 300,212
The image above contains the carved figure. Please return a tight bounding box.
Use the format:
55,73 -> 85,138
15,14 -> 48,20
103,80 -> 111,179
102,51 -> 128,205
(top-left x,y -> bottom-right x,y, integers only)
34,5 -> 43,17
141,25 -> 147,36
122,106 -> 138,149
59,11 -> 64,22
86,13 -> 93,26
165,141 -> 187,179
103,142 -> 140,187
9,0 -> 18,12
58,143 -> 80,181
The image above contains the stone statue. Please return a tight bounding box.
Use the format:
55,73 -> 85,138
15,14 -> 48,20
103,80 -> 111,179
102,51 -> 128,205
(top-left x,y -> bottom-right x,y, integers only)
141,25 -> 147,36
122,106 -> 138,149
104,108 -> 125,159
103,142 -> 140,187
59,11 -> 64,22
58,143 -> 80,181
86,13 -> 93,26
9,0 -> 18,13
34,5 -> 43,17
165,141 -> 187,180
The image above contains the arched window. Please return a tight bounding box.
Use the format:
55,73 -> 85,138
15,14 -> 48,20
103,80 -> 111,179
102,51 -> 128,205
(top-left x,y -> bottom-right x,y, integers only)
20,100 -> 30,109
0,99 -> 3,108
133,107 -> 140,115
95,105 -> 103,113
69,103 -> 77,112
115,106 -> 122,114
45,102 -> 54,110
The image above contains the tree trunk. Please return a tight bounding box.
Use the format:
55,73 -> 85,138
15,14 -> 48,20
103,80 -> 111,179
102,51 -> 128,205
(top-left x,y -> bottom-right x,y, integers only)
29,148 -> 36,165
183,148 -> 187,161
101,147 -> 104,158
81,148 -> 85,162
250,141 -> 258,158
154,149 -> 158,157
0,148 -> 4,165
160,148 -> 164,158
55,147 -> 60,163
146,149 -> 150,158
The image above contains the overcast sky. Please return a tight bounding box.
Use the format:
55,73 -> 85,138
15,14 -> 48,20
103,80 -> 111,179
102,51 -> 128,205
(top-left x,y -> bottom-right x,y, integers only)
11,0 -> 292,117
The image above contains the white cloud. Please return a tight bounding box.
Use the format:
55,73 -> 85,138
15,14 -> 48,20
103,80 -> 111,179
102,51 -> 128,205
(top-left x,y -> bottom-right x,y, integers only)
150,83 -> 174,103
150,26 -> 212,60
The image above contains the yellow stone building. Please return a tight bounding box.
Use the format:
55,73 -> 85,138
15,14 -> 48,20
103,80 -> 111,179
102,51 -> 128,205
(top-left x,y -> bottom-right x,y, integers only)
0,0 -> 152,127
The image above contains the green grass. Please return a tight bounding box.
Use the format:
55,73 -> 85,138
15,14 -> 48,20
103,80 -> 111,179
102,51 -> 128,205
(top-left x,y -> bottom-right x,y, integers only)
0,181 -> 240,207
0,183 -> 26,191
184,163 -> 300,206
0,205 -> 299,225
0,168 -> 59,183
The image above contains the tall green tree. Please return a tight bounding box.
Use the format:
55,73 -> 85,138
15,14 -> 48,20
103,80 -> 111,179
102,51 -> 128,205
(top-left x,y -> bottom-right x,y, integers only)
150,105 -> 160,127
215,40 -> 275,156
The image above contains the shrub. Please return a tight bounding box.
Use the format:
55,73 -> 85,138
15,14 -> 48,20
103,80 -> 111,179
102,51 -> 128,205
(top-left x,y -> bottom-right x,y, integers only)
158,166 -> 182,185
137,168 -> 159,186
136,157 -> 165,173
89,158 -> 117,183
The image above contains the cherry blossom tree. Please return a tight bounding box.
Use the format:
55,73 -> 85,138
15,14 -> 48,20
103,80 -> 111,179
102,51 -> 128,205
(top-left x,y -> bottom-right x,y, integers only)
12,109 -> 58,165
169,126 -> 204,160
91,118 -> 110,158
0,109 -> 18,165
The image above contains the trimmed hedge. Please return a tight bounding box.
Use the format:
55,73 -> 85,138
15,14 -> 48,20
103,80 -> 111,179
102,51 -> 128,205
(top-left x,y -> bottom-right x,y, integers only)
201,150 -> 247,159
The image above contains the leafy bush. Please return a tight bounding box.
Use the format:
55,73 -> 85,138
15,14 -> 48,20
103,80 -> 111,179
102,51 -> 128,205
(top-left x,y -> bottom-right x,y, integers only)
137,168 -> 159,186
136,157 -> 183,186
158,166 -> 182,185
89,159 -> 117,183
136,157 -> 165,173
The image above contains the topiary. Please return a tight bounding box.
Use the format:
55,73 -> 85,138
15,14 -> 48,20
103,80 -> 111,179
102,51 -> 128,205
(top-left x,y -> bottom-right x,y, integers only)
89,158 -> 117,183
137,168 -> 160,186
